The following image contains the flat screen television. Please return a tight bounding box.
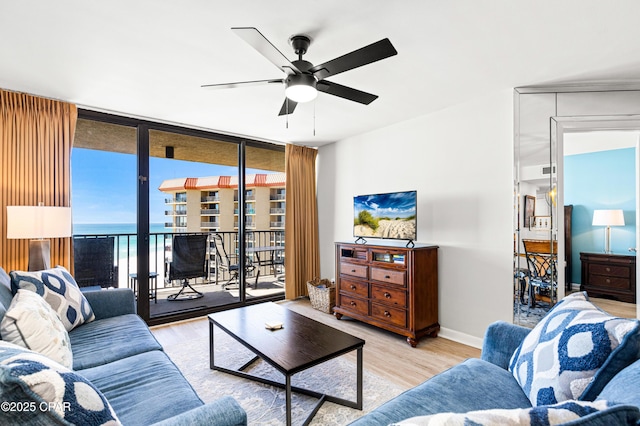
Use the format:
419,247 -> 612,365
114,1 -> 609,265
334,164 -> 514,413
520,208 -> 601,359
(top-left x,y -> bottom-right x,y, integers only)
353,190 -> 417,243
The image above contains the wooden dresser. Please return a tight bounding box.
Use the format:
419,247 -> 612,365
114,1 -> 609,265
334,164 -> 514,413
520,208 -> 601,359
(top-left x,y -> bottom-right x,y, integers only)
334,242 -> 439,347
580,252 -> 636,303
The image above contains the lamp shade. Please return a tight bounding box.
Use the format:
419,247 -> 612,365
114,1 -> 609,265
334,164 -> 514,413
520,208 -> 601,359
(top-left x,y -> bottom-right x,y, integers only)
285,74 -> 318,103
592,209 -> 625,227
6,206 -> 72,239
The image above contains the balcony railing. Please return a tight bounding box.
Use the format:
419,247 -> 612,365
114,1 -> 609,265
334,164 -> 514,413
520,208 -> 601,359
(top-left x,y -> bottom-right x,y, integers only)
72,230 -> 285,292
201,209 -> 220,215
201,196 -> 219,202
270,194 -> 286,201
270,208 -> 285,214
164,198 -> 187,204
201,222 -> 220,228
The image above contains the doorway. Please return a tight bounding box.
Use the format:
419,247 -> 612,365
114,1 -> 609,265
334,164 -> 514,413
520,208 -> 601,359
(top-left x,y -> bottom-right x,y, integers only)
554,120 -> 639,319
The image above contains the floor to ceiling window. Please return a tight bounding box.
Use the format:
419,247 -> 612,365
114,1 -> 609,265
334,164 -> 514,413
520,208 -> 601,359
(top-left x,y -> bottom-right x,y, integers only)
71,111 -> 285,324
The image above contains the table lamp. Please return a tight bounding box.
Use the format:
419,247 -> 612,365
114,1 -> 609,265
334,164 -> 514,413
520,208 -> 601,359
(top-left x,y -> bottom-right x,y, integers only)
592,209 -> 625,254
6,205 -> 72,271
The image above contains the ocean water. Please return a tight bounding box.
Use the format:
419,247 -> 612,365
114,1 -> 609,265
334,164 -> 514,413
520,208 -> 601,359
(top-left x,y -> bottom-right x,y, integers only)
72,223 -> 169,261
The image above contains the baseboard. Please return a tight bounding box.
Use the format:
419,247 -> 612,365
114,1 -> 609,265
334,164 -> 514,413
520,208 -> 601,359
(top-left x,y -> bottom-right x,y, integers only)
571,283 -> 581,292
438,326 -> 483,349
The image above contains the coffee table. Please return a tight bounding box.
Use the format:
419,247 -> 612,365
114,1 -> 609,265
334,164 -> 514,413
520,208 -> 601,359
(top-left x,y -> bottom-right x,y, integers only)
209,302 -> 365,425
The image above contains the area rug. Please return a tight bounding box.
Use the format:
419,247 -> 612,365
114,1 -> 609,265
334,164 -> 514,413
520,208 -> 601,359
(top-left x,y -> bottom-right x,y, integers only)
513,301 -> 549,328
162,327 -> 405,425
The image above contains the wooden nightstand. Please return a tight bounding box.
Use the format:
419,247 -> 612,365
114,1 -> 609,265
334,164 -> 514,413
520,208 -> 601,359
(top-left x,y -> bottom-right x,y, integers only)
580,252 -> 636,303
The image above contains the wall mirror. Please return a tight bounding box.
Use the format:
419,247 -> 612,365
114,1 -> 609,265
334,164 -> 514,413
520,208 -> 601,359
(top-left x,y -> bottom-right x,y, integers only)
514,86 -> 640,327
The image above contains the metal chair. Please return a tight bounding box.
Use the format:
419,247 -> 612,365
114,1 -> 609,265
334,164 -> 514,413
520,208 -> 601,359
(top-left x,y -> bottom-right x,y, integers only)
212,234 -> 255,289
73,237 -> 118,288
167,234 -> 208,301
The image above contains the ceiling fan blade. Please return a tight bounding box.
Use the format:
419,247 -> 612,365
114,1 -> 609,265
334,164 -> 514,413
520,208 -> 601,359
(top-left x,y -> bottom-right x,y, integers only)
278,99 -> 298,116
309,38 -> 397,80
232,27 -> 300,75
201,79 -> 283,90
317,81 -> 378,104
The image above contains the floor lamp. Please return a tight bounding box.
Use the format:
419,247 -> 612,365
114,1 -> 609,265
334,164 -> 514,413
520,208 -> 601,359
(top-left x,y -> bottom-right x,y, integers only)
6,205 -> 72,271
592,209 -> 625,254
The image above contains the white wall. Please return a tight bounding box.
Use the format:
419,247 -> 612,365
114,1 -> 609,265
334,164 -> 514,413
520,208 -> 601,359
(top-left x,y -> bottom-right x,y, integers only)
317,89 -> 514,347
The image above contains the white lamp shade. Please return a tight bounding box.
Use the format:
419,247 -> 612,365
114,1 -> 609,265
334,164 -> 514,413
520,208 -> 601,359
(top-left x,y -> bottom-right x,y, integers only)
285,74 -> 318,103
592,209 -> 625,227
6,206 -> 72,239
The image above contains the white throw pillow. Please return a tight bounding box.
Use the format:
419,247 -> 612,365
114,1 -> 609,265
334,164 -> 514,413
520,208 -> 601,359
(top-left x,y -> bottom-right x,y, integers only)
0,289 -> 73,368
390,400 -> 620,426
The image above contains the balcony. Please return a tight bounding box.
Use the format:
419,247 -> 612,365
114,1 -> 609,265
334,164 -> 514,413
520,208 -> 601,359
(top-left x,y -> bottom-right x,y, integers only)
201,209 -> 220,215
201,196 -> 219,202
270,208 -> 285,214
270,221 -> 285,228
201,222 -> 220,228
72,230 -> 285,319
164,198 -> 187,204
270,194 -> 286,201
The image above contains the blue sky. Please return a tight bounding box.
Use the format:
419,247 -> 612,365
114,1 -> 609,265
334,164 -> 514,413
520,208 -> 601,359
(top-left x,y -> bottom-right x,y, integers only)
71,148 -> 263,224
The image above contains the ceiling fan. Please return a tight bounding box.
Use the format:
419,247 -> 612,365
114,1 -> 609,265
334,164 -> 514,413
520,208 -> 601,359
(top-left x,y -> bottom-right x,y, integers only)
202,27 -> 398,116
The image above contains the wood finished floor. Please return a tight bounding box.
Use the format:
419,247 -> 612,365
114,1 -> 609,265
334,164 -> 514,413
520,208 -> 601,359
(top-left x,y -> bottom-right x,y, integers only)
151,297 -> 637,390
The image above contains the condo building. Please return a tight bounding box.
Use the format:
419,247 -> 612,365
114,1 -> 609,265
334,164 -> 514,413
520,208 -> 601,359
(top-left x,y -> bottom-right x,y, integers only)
159,173 -> 286,233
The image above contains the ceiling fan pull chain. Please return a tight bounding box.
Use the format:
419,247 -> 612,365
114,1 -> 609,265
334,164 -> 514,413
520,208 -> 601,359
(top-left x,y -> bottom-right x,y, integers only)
313,98 -> 316,136
286,98 -> 289,128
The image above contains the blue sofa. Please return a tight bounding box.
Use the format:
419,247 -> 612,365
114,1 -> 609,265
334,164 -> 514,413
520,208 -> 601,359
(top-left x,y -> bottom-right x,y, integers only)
0,272 -> 247,426
351,293 -> 640,425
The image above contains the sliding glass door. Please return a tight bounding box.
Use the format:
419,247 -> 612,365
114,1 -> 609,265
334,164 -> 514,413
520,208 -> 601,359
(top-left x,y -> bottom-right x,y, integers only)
72,111 -> 285,324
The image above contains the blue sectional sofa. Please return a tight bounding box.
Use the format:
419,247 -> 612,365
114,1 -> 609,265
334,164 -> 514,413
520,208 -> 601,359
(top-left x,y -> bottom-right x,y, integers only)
352,292 -> 640,426
0,267 -> 246,426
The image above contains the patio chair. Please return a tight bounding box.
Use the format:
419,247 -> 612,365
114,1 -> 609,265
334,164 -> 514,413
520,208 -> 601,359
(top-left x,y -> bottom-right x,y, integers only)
167,234 -> 208,301
73,237 -> 118,289
212,233 -> 255,289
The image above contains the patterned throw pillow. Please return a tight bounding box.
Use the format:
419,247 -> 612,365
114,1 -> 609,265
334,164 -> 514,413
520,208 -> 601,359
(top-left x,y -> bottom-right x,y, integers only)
0,289 -> 73,368
509,292 -> 640,406
10,266 -> 95,331
0,341 -> 121,425
390,400 -> 637,426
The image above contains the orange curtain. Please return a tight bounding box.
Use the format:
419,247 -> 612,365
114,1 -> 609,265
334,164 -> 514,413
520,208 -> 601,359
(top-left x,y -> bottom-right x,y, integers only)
0,90 -> 77,272
284,144 -> 320,299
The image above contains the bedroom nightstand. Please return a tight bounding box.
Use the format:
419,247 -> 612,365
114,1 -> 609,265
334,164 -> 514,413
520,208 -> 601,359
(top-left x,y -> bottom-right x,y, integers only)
580,252 -> 636,303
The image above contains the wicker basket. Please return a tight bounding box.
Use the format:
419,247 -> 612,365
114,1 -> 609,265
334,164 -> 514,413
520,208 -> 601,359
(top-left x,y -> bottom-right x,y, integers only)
307,278 -> 335,314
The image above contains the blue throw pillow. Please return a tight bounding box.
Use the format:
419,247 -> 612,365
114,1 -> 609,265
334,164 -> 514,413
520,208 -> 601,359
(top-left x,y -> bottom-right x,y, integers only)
0,341 -> 121,425
509,292 -> 640,406
10,266 -> 95,331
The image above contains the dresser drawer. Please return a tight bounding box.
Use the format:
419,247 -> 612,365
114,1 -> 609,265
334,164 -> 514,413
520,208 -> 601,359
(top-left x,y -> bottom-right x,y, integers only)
339,294 -> 369,316
588,264 -> 630,278
340,263 -> 368,279
371,267 -> 405,286
371,303 -> 406,328
340,277 -> 368,298
588,275 -> 632,290
371,285 -> 406,307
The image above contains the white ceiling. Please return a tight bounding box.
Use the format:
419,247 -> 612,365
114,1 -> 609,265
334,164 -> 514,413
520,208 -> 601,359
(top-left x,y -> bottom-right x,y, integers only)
2,1 -> 640,147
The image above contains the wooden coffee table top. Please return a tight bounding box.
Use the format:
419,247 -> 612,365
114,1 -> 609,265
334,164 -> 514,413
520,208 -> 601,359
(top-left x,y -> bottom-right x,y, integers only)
209,302 -> 364,375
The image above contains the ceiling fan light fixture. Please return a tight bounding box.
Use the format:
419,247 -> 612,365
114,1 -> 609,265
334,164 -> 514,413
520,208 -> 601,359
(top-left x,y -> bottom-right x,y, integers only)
285,74 -> 317,103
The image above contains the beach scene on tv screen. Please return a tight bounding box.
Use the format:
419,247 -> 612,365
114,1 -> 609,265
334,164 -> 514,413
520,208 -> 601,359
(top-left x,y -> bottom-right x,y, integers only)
353,191 -> 416,240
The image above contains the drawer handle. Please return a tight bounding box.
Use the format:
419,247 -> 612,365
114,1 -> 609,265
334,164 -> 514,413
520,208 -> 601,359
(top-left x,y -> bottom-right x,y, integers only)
606,267 -> 611,272
384,310 -> 391,317
606,279 -> 611,284
350,285 -> 357,290
351,269 -> 357,273
383,292 -> 391,298
350,301 -> 356,306
384,275 -> 391,279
